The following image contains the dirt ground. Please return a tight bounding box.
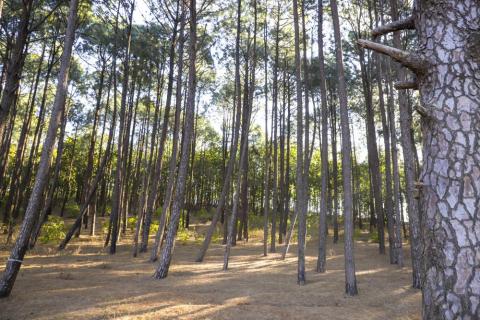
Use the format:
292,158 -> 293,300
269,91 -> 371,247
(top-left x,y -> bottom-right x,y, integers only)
0,224 -> 421,320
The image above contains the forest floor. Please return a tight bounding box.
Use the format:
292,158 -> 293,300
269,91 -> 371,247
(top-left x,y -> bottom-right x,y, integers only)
0,219 -> 421,320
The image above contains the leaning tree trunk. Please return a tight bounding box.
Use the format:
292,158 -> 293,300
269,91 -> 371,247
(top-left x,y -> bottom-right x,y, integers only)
139,5 -> 179,253
0,0 -> 79,298
359,0 -> 480,317
195,0 -> 242,263
153,0 -> 197,279
150,6 -> 186,262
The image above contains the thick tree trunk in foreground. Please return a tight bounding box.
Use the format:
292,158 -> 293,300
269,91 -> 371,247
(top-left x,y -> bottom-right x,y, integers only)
330,0 -> 357,296
415,1 -> 480,318
0,0 -> 79,297
360,0 -> 480,316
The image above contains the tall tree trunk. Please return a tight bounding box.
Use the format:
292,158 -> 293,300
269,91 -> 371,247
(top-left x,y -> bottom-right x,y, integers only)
270,0 -> 280,253
372,0 -> 399,266
140,5 -> 180,253
109,0 -> 135,254
316,0 -> 329,273
292,0 -> 307,286
225,0 -> 257,268
262,16 -> 270,257
150,6 -> 186,261
358,45 -> 386,255
153,0 -> 197,279
195,0 -> 242,263
0,0 -> 79,297
390,0 -> 423,289
330,0 -> 358,296
386,70 -> 403,266
329,87 -> 339,244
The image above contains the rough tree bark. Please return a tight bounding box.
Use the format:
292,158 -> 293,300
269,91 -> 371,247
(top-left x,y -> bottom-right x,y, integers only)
360,0 -> 480,317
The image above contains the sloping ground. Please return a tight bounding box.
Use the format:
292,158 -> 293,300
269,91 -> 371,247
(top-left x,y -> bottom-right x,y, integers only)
0,227 -> 421,320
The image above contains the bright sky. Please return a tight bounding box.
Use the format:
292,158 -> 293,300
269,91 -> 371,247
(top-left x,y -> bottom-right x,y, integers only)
129,0 -> 370,162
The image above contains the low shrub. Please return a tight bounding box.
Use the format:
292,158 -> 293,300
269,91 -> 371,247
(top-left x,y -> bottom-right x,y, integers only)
39,216 -> 66,244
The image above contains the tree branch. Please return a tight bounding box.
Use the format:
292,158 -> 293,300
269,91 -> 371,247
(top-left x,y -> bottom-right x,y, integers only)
371,16 -> 415,37
357,39 -> 428,74
415,104 -> 432,119
394,80 -> 418,90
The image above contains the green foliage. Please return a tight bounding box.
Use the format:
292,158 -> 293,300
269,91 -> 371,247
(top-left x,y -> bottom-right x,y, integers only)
211,229 -> 223,244
247,213 -> 263,229
120,216 -> 159,234
194,208 -> 212,223
63,201 -> 80,218
369,231 -> 380,243
39,216 -> 66,244
354,228 -> 363,239
176,227 -> 202,245
127,217 -> 137,231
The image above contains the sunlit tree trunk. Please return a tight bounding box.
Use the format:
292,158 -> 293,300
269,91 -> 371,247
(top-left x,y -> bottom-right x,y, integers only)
140,2 -> 179,253
360,0 -> 480,315
195,0 -> 242,263
150,6 -> 186,261
153,0 -> 197,279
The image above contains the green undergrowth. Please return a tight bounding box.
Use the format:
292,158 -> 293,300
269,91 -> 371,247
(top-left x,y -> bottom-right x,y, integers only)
39,216 -> 66,244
